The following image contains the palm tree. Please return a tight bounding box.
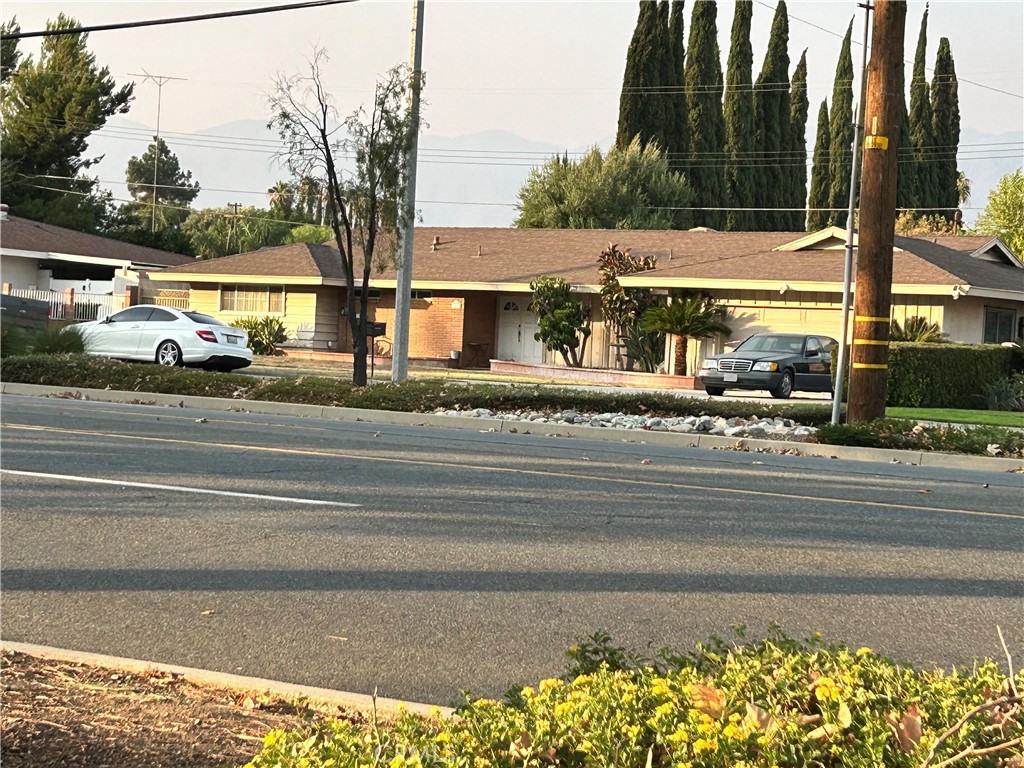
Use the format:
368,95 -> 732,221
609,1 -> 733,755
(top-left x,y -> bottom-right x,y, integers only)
890,316 -> 945,342
267,181 -> 294,217
639,295 -> 732,375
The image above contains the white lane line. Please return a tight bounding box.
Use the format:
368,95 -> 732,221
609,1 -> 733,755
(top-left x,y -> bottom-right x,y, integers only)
1,470 -> 360,507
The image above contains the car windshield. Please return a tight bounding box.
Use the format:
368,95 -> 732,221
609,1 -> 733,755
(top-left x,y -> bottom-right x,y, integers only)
733,335 -> 804,354
182,311 -> 227,327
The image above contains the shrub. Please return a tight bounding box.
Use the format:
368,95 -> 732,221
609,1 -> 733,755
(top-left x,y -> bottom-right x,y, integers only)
237,316 -> 289,356
887,343 -> 1017,408
816,417 -> 1024,457
889,316 -> 945,342
246,628 -> 1024,768
0,322 -> 31,358
983,374 -> 1024,411
30,323 -> 87,355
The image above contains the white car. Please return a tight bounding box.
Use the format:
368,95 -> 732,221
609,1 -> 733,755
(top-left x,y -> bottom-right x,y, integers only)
73,305 -> 253,371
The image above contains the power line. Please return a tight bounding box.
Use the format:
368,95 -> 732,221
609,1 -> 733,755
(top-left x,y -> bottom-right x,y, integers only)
0,0 -> 359,41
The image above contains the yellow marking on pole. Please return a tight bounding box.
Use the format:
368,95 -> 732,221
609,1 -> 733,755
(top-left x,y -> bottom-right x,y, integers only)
852,363 -> 888,369
864,135 -> 889,150
1,423 -> 1019,521
853,339 -> 889,345
855,315 -> 890,323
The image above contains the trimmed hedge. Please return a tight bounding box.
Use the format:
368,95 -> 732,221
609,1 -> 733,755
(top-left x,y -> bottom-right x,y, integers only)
245,630 -> 1024,768
832,342 -> 1022,409
887,343 -> 1020,408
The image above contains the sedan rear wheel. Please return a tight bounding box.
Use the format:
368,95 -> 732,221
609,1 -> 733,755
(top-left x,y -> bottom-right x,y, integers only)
156,340 -> 183,367
704,386 -> 725,396
770,369 -> 794,399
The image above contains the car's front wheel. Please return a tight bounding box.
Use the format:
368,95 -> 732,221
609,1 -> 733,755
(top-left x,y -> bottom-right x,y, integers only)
156,340 -> 183,367
770,369 -> 794,399
704,386 -> 725,396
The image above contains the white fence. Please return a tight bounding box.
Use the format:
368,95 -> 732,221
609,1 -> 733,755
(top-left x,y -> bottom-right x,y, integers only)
4,289 -> 125,320
141,294 -> 190,309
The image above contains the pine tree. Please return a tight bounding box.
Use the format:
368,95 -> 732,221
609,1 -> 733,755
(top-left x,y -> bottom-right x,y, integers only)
666,1 -> 689,166
724,0 -> 755,231
826,20 -> 854,228
684,0 -> 727,229
753,1 -> 791,230
617,1 -> 664,149
787,49 -> 809,231
909,5 -> 937,212
806,99 -> 831,231
931,37 -> 960,222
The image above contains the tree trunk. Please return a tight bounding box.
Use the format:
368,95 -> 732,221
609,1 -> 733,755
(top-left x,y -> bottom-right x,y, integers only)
352,333 -> 368,386
673,336 -> 689,375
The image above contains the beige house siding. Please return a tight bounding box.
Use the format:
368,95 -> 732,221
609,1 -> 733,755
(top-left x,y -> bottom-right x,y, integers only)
943,296 -> 1020,344
188,282 -> 337,350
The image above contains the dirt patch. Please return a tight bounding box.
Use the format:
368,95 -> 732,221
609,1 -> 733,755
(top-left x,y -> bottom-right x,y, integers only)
1,650 -> 363,767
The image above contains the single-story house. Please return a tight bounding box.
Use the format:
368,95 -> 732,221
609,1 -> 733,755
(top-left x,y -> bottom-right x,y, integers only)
0,209 -> 195,294
146,226 -> 1023,371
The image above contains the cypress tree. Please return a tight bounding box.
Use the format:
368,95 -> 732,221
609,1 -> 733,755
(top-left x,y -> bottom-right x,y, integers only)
684,0 -> 727,229
617,2 -> 664,149
826,20 -> 854,228
667,1 -> 688,169
909,5 -> 937,212
724,0 -> 755,231
806,99 -> 831,231
753,1 -> 791,230
655,0 -> 672,148
931,37 -> 960,222
787,49 -> 809,231
896,58 -> 919,212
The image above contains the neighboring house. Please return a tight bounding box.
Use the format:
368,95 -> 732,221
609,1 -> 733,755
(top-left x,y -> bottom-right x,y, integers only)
146,227 -> 1024,370
0,208 -> 194,295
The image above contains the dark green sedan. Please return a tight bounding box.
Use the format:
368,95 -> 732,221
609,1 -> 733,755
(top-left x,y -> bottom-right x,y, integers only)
697,333 -> 838,399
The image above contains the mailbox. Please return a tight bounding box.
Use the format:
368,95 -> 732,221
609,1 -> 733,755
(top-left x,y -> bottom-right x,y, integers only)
367,321 -> 387,338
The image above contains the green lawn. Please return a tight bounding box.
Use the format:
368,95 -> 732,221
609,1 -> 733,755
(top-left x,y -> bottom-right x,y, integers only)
886,406 -> 1024,428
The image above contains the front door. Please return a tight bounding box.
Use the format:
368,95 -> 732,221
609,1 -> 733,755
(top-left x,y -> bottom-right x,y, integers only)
496,296 -> 543,363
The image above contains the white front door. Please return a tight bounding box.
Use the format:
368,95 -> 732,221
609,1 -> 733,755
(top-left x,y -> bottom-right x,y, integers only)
497,296 -> 543,363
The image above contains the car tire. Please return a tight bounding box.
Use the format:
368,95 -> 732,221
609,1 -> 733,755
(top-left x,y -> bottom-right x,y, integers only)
705,386 -> 725,396
770,369 -> 794,399
156,340 -> 183,367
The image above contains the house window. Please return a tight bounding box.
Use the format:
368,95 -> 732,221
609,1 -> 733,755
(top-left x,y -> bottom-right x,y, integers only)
983,307 -> 1016,343
410,290 -> 432,300
220,286 -> 284,314
353,287 -> 381,300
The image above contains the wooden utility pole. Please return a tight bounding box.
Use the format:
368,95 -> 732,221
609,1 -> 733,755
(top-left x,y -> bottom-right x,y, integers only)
847,0 -> 906,422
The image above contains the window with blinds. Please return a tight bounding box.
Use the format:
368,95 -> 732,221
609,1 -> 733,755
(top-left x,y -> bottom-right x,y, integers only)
220,286 -> 284,313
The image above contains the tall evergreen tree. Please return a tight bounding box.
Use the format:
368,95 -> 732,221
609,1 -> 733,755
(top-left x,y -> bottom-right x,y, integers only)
617,2 -> 666,149
0,13 -> 133,230
909,5 -> 937,212
787,49 -> 809,231
826,20 -> 854,228
1,18 -> 21,87
684,0 -> 727,229
666,1 -> 689,165
724,0 -> 755,231
931,37 -> 960,222
753,1 -> 791,230
896,56 -> 918,212
806,99 -> 831,231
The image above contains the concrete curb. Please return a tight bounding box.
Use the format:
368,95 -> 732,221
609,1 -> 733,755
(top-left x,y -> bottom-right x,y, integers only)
3,382 -> 1022,472
2,641 -> 451,718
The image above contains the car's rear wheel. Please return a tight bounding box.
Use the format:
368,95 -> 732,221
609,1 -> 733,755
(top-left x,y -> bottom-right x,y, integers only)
770,369 -> 794,399
156,340 -> 183,367
704,386 -> 725,396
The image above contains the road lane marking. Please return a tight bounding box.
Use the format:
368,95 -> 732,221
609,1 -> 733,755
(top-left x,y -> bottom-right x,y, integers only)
1,469 -> 360,507
1,423 -> 1019,521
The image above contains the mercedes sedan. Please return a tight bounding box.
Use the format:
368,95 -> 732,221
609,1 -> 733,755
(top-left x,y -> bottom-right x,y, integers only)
73,305 -> 253,371
698,333 -> 837,399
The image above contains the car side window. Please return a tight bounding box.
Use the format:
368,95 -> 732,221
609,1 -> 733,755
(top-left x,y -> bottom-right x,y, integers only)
148,309 -> 177,322
805,337 -> 822,356
109,307 -> 154,323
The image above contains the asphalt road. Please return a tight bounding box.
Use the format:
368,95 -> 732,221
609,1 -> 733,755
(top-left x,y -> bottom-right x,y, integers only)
2,394 -> 1021,705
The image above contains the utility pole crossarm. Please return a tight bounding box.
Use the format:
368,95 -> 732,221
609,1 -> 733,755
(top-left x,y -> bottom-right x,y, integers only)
128,70 -> 186,232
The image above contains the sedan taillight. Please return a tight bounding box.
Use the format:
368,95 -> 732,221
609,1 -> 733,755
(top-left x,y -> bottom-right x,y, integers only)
196,330 -> 218,342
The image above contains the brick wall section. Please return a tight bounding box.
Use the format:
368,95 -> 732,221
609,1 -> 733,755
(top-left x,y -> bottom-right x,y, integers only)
375,292 -> 465,359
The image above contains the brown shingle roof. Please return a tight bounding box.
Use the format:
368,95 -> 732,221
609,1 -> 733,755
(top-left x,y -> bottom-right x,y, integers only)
158,242 -> 347,280
152,227 -> 1023,293
0,215 -> 195,267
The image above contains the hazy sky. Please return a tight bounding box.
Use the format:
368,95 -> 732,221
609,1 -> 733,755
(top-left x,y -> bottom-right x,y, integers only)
4,0 -> 1023,216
